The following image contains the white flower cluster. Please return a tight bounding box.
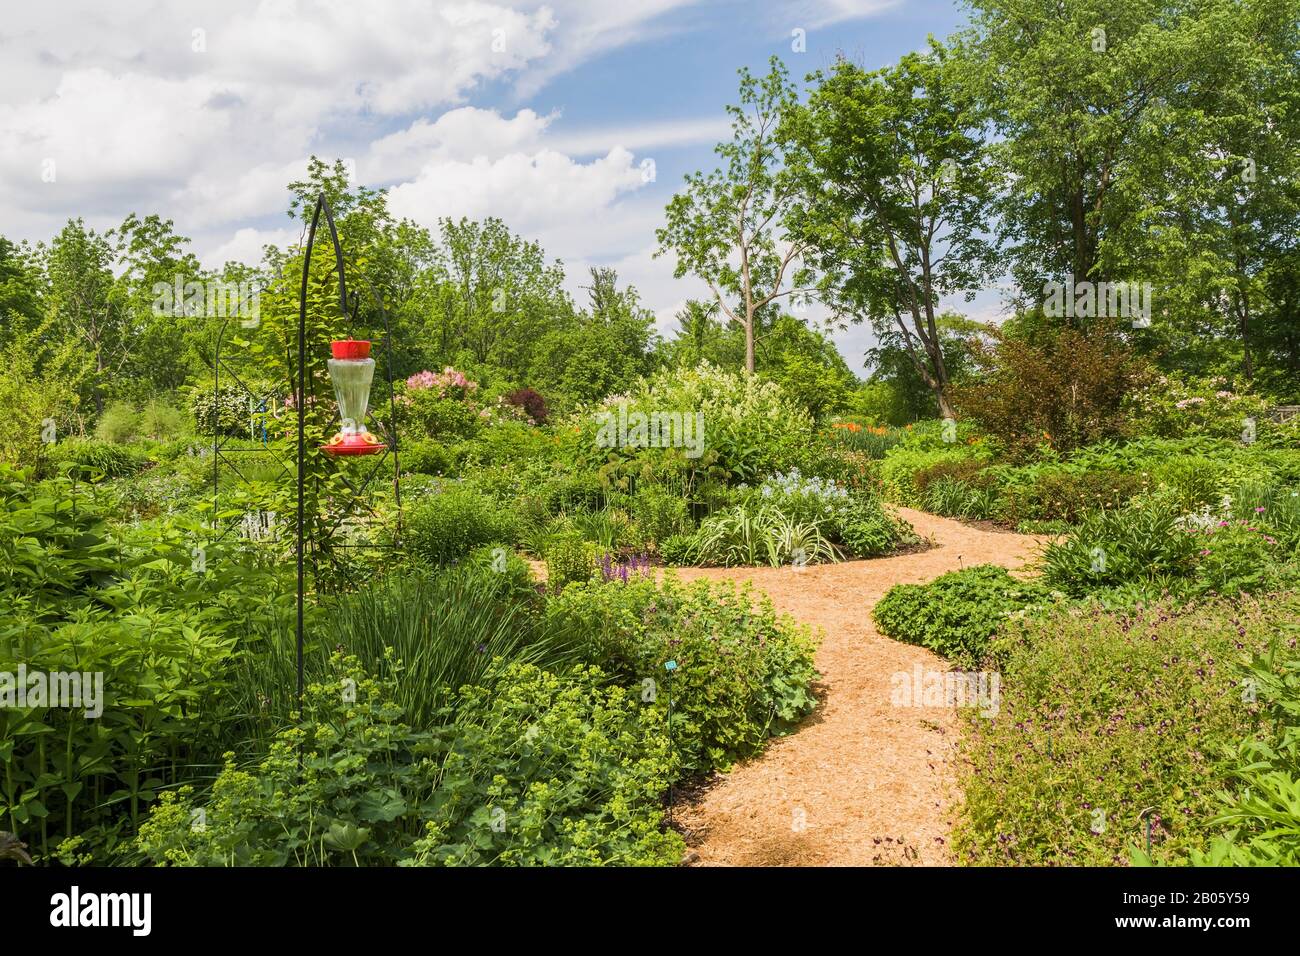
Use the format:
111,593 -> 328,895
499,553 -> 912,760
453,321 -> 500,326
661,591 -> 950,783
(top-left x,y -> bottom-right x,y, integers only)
1175,495 -> 1233,530
755,468 -> 849,502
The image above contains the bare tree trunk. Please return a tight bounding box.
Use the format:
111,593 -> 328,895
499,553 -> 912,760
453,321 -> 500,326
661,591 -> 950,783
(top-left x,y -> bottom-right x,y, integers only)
744,310 -> 755,375
1239,288 -> 1253,383
936,388 -> 956,420
94,350 -> 105,417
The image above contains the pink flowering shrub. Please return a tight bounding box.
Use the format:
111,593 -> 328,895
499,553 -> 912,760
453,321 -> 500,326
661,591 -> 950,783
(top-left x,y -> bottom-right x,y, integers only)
405,367 -> 478,400
1127,373 -> 1268,440
397,367 -> 537,441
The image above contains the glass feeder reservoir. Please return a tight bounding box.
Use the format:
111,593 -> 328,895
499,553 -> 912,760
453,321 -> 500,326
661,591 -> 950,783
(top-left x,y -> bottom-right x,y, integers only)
322,339 -> 386,456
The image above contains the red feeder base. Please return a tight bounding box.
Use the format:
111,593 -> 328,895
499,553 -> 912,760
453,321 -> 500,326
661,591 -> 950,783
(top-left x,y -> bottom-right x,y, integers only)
321,433 -> 386,456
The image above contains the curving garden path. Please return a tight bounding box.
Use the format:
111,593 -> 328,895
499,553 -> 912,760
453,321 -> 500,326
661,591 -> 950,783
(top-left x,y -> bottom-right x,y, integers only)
668,509 -> 1045,867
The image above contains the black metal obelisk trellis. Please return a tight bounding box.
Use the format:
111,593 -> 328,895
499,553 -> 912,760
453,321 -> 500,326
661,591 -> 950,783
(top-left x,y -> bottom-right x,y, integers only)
293,193 -> 404,705
211,193 -> 402,709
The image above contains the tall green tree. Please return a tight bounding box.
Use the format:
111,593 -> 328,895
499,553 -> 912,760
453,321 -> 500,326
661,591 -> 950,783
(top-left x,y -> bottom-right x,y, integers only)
864,311 -> 982,423
0,237 -> 43,335
657,57 -> 815,375
113,213 -> 203,395
785,42 -> 998,418
1098,0 -> 1300,383
420,216 -> 572,375
534,267 -> 657,405
44,220 -> 127,416
962,0 -> 1300,385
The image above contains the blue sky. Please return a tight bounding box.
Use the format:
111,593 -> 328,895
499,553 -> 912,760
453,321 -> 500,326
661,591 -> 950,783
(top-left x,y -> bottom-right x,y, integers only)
0,0 -> 982,374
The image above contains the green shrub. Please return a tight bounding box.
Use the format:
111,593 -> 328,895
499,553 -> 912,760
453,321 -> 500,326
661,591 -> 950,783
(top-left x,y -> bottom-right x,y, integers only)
578,361 -> 815,489
453,420 -> 550,469
913,457 -> 994,498
404,391 -> 482,443
658,532 -> 699,565
1127,373 -> 1270,441
0,345 -> 77,472
402,439 -> 453,476
873,565 -> 1051,667
957,596 -> 1286,865
631,485 -> 692,545
0,474 -> 286,862
189,385 -> 249,437
544,531 -> 598,591
48,438 -> 151,480
138,399 -> 189,441
403,483 -> 518,566
992,437 -> 1271,525
540,472 -> 607,514
833,493 -> 914,557
1040,495 -> 1202,597
134,655 -> 684,867
94,400 -> 141,443
546,575 -> 818,773
1017,468 -> 1145,524
879,444 -> 985,506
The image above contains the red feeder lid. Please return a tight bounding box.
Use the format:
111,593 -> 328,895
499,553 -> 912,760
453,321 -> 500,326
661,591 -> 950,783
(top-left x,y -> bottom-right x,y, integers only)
331,339 -> 371,359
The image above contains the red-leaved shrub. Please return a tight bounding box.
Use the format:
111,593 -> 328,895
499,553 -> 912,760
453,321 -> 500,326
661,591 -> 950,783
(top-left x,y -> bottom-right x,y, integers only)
504,387 -> 549,425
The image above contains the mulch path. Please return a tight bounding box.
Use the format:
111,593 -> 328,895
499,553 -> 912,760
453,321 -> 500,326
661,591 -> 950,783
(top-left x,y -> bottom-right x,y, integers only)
665,508 -> 1046,866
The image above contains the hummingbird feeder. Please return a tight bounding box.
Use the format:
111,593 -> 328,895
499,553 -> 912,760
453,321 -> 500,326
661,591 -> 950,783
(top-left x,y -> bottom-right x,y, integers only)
322,338 -> 386,455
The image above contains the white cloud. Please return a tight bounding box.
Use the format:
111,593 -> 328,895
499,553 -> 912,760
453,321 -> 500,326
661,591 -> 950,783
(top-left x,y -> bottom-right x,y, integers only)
365,108 -> 558,183
0,0 -> 671,237
204,226 -> 303,269
0,69 -> 231,207
546,117 -> 731,157
386,147 -> 648,237
364,108 -> 729,187
778,0 -> 900,31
